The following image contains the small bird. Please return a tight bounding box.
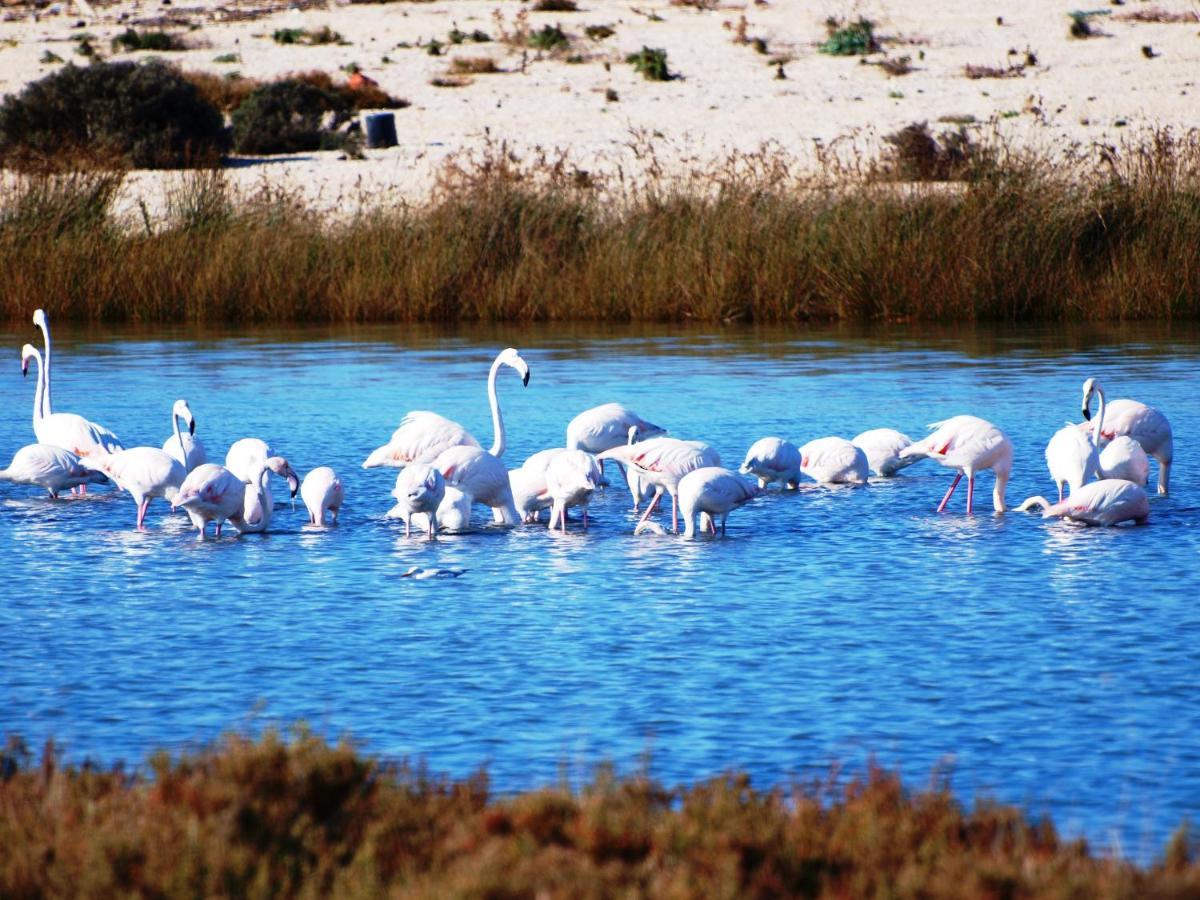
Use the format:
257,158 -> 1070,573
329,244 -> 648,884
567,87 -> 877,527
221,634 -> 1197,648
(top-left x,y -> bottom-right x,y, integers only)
401,565 -> 466,579
301,466 -> 344,526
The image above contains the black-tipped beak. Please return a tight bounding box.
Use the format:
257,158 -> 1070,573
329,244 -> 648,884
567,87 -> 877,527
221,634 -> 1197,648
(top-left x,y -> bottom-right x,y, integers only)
1081,407 -> 1091,421
22,366 -> 28,378
189,418 -> 196,435
522,370 -> 530,387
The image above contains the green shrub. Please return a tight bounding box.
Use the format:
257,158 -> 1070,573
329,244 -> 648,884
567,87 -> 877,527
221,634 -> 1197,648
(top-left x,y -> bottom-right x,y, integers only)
0,61 -> 226,169
529,23 -> 569,51
626,46 -> 672,80
819,17 -> 879,56
112,28 -> 186,52
230,79 -> 350,154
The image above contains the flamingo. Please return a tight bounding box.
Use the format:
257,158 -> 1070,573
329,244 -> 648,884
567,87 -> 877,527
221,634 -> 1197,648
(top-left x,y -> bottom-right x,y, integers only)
162,399 -> 206,473
676,466 -> 760,538
363,348 -> 530,468
388,463 -> 445,538
852,429 -> 927,477
739,437 -> 801,489
1046,384 -> 1105,502
301,466 -> 344,526
432,444 -> 521,526
1076,377 -> 1172,495
21,344 -> 123,463
598,437 -> 720,533
239,456 -> 300,534
0,444 -> 108,498
798,437 -> 869,485
173,463 -> 250,537
901,415 -> 1013,514
1016,479 -> 1150,526
545,449 -> 601,531
509,466 -> 553,523
81,447 -> 186,530
566,402 -> 665,485
225,438 -> 274,484
1098,436 -> 1149,486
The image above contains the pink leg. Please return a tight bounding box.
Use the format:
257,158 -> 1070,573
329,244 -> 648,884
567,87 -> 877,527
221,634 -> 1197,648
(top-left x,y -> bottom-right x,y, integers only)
671,493 -> 679,533
936,472 -> 963,513
966,475 -> 975,515
1057,484 -> 1064,504
637,490 -> 663,529
136,497 -> 149,530
216,521 -> 222,537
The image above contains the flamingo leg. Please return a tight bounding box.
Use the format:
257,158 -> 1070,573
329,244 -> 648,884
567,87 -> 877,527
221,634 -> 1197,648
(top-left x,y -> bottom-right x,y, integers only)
966,475 -> 975,515
136,497 -> 149,531
936,472 -> 963,513
216,521 -> 222,537
1057,483 -> 1064,504
671,493 -> 679,533
405,517 -> 411,538
637,489 -> 663,529
583,508 -> 588,530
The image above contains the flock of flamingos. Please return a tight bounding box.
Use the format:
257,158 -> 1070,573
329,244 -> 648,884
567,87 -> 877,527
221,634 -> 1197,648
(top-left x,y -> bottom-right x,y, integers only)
0,311 -> 1176,544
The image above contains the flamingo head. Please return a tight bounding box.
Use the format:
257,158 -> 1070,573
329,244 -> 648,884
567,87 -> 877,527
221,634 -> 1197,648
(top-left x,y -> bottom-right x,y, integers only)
401,566 -> 421,578
499,347 -> 530,386
20,343 -> 37,376
1081,377 -> 1099,420
266,457 -> 300,497
173,399 -> 197,435
32,308 -> 48,330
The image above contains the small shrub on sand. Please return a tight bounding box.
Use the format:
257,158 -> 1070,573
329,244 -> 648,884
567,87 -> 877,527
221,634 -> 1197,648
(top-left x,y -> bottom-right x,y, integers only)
533,0 -> 577,10
529,23 -> 569,51
963,61 -> 1025,79
230,79 -> 349,154
449,56 -> 501,74
1115,7 -> 1200,23
1068,10 -> 1108,38
112,28 -> 188,52
626,46 -> 673,80
272,26 -> 344,46
430,75 -> 472,87
0,61 -> 226,169
820,17 -> 879,56
883,121 -> 993,181
584,24 -> 615,41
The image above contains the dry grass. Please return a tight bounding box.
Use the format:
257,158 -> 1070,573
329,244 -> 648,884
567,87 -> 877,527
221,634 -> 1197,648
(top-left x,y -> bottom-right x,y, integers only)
1114,7 -> 1200,23
1,730 -> 1199,898
963,61 -> 1025,79
1,130 -> 1199,324
448,56 -> 502,74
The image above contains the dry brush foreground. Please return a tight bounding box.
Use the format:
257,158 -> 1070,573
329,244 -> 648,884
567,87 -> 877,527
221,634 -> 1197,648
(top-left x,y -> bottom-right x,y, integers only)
2,729 -> 1199,898
1,130 -> 1199,325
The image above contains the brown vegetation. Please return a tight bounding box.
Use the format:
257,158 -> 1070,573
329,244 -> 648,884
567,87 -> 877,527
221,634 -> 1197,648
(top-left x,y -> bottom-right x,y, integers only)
1,130 -> 1199,324
2,730 -> 1199,898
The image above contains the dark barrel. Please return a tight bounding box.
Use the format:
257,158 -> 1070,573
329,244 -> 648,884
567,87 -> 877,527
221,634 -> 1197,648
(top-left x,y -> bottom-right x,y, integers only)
362,112 -> 397,149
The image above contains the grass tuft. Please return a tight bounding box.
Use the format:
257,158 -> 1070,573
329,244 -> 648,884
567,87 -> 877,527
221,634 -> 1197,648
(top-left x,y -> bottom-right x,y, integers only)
819,17 -> 879,56
626,46 -> 673,80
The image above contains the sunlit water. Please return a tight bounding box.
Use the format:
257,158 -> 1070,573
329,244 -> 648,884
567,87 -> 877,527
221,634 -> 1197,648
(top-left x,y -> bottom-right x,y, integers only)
2,323 -> 1198,861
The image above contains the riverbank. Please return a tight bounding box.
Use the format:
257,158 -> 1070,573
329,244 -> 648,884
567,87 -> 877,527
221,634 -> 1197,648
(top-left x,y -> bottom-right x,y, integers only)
1,730 -> 1197,897
2,129 -> 1198,324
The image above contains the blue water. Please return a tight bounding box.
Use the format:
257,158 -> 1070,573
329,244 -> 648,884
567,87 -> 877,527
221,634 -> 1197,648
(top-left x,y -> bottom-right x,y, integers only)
2,324 -> 1198,861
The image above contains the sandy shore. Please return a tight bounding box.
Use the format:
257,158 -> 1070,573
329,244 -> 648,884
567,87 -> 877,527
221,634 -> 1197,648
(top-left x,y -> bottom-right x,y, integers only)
1,0 -> 1198,209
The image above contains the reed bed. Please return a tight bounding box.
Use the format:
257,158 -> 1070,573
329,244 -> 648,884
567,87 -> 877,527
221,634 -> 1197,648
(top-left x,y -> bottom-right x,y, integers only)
1,730 -> 1197,898
1,130 -> 1198,324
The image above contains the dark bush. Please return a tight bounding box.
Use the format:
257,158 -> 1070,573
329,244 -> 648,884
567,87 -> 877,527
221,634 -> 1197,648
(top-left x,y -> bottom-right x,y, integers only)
230,78 -> 350,154
0,61 -> 227,169
112,28 -> 187,52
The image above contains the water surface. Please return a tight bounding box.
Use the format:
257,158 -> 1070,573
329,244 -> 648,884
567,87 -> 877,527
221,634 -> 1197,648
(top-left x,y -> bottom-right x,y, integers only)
2,323 -> 1197,861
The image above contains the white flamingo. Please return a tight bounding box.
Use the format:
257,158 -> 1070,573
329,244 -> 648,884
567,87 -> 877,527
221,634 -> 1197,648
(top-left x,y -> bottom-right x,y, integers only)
1017,479 -> 1150,526
174,463 -> 250,537
162,399 -> 206,473
388,463 -> 445,538
1098,436 -> 1149,486
545,449 -> 601,531
675,466 -> 760,538
363,348 -> 530,468
1076,377 -> 1172,495
225,438 -> 274,484
739,437 -> 801,489
239,456 -> 300,534
798,437 -> 869,485
81,447 -> 186,530
301,466 -> 344,526
1045,384 -> 1105,502
432,444 -> 521,526
31,310 -> 123,453
901,415 -> 1013,514
509,466 -> 553,524
566,402 -> 665,486
598,437 -> 720,533
0,444 -> 107,498
21,344 -> 123,463
852,428 -> 926,477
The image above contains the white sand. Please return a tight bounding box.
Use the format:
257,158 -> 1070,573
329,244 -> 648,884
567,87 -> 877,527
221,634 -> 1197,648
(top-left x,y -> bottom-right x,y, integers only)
1,0 -> 1197,210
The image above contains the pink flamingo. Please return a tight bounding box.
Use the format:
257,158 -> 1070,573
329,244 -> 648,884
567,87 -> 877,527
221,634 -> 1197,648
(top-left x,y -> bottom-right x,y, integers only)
598,437 -> 720,533
1017,479 -> 1149,526
901,415 -> 1013,514
1075,377 -> 1172,495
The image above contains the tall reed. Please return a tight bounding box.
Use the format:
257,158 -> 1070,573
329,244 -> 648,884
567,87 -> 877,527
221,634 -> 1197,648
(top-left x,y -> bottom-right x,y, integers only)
1,730 -> 1197,897
2,130 -> 1198,324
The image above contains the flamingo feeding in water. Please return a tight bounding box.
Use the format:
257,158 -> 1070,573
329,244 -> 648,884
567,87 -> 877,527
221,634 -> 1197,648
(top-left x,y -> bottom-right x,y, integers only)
1098,436 -> 1149,486
225,438 -> 274,484
81,447 -> 186,530
598,437 -> 720,533
0,444 -> 108,498
566,402 -> 665,487
545,449 -> 601,531
1045,384 -> 1105,503
388,463 -> 444,538
1075,377 -> 1172,495
21,344 -> 123,463
798,437 -> 869,485
239,456 -> 300,534
901,415 -> 1013,514
162,399 -> 206,473
739,437 -> 801,489
364,348 -> 529,468
301,466 -> 344,526
675,466 -> 760,538
173,463 -> 250,537
852,429 -> 926,477
1017,479 -> 1149,526
433,444 -> 521,526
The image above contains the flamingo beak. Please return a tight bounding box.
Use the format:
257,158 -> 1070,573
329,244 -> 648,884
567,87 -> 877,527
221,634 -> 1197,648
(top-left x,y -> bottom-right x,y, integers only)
522,369 -> 530,387
1081,406 -> 1091,421
189,418 -> 196,436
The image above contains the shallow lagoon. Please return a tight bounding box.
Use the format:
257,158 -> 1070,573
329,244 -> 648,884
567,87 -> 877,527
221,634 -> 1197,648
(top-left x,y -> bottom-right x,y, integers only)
1,323 -> 1197,861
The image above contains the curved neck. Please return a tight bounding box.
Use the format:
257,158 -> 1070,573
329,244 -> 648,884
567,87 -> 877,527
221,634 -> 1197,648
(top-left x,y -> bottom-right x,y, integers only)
36,320 -> 52,417
1091,384 -> 1106,446
28,349 -> 45,430
487,355 -> 506,458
